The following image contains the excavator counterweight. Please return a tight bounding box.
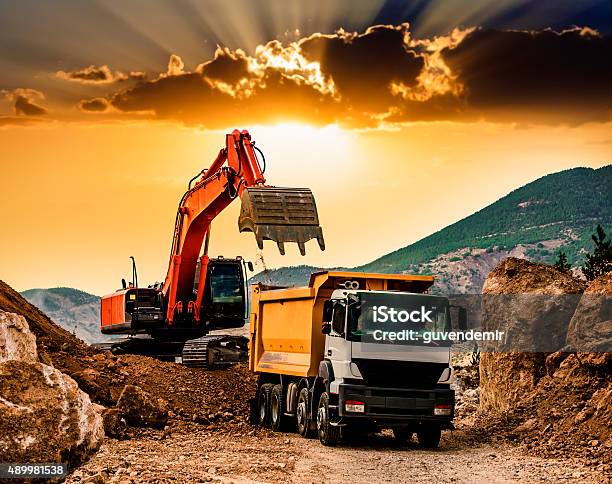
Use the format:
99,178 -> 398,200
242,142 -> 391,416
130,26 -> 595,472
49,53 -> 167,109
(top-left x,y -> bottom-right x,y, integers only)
238,186 -> 325,255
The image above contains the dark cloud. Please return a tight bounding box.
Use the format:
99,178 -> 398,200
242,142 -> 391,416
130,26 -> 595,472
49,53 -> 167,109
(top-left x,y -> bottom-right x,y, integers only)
196,48 -> 250,84
99,25 -> 612,128
441,27 -> 612,123
78,97 -> 110,112
14,95 -> 47,115
299,24 -> 423,110
2,88 -> 48,116
57,65 -> 145,84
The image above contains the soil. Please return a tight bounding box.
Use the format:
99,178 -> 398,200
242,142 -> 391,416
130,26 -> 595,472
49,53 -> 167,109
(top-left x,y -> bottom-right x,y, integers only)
2,277 -> 610,482
66,423 -> 610,483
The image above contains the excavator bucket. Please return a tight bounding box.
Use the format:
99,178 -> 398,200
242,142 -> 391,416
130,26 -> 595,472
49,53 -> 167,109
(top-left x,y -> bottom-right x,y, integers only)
238,187 -> 325,255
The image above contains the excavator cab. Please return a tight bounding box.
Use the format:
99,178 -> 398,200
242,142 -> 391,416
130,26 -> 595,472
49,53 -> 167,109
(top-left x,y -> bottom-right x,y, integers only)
200,257 -> 248,330
238,186 -> 325,256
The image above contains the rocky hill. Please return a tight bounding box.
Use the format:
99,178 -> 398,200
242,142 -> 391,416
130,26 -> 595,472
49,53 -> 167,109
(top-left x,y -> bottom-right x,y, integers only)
253,166 -> 611,291
20,287 -> 112,344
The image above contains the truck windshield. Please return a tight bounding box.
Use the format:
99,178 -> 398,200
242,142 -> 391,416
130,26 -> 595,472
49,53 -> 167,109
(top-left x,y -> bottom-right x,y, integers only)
347,292 -> 451,346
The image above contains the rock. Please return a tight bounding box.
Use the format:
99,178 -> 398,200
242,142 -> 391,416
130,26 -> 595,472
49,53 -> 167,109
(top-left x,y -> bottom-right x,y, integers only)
575,407 -> 594,424
566,273 -> 612,352
102,408 -> 128,438
545,351 -> 570,376
116,385 -> 168,429
0,311 -> 37,363
72,368 -> 112,404
0,359 -> 104,465
515,418 -> 538,433
480,258 -> 585,412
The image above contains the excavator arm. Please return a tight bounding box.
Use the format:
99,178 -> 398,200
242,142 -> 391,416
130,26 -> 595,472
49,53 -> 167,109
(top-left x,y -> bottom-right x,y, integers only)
162,129 -> 324,323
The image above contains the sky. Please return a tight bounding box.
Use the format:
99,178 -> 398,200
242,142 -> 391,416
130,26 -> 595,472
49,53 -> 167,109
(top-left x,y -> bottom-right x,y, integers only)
0,0 -> 611,294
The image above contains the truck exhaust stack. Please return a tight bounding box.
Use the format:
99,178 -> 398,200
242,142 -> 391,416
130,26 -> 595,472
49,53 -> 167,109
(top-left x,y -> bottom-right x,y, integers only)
238,186 -> 325,255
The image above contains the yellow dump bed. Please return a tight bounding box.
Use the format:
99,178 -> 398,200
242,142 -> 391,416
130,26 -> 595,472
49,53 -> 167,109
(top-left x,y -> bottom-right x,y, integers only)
248,271 -> 434,377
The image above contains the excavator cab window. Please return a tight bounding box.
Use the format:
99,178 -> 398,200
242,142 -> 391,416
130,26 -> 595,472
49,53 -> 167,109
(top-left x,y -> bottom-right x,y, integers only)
202,260 -> 247,329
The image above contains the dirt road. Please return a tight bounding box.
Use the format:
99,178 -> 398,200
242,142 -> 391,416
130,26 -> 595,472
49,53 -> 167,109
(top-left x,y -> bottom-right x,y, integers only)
67,423 -> 609,483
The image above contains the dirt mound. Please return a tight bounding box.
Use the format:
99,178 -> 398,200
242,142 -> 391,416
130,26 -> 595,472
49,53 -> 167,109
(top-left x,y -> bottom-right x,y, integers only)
0,280 -> 257,430
75,352 -> 257,426
0,280 -> 95,369
475,259 -> 611,464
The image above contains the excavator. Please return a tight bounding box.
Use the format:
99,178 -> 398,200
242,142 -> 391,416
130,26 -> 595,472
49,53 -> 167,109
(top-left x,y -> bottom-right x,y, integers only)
99,129 -> 325,368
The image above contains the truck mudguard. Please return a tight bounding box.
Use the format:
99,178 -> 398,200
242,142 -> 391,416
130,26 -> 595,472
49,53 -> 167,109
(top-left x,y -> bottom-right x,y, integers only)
318,360 -> 335,390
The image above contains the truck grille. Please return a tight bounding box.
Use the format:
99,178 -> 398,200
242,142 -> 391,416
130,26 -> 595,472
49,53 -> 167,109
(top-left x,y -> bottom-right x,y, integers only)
352,359 -> 448,389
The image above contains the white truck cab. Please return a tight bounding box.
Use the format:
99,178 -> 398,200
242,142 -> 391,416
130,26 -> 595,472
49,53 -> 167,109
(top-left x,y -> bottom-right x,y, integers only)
318,285 -> 464,446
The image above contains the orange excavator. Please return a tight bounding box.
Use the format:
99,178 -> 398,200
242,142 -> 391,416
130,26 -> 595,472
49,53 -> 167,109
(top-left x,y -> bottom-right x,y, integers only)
99,129 -> 325,367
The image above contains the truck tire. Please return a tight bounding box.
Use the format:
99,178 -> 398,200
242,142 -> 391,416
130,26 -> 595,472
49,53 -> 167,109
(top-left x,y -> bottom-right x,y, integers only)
257,383 -> 273,428
392,426 -> 413,444
316,392 -> 340,446
417,426 -> 441,449
270,384 -> 288,432
296,388 -> 313,438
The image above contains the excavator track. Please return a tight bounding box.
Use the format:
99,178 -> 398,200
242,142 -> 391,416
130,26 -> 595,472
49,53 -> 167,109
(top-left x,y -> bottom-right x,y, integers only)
181,335 -> 249,369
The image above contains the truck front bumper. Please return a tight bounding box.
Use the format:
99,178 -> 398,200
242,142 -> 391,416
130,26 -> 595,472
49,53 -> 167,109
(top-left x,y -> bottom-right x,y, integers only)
337,383 -> 454,425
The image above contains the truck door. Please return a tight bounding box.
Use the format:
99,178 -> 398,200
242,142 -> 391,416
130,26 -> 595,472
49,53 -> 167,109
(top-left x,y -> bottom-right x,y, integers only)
324,301 -> 353,378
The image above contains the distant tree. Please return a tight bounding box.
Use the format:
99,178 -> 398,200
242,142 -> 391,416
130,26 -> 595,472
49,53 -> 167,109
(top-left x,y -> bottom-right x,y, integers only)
582,225 -> 612,281
554,251 -> 571,273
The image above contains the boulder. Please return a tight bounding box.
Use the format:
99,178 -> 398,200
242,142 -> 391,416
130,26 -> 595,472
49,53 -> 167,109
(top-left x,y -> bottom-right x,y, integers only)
116,385 -> 168,429
0,360 -> 104,465
566,273 -> 612,352
0,311 -> 37,363
479,258 -> 585,412
0,310 -> 104,466
101,408 -> 128,438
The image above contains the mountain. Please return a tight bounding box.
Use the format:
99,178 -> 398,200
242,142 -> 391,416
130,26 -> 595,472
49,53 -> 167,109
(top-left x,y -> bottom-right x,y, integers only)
253,166 -> 612,292
20,287 -> 113,344
20,166 -> 611,332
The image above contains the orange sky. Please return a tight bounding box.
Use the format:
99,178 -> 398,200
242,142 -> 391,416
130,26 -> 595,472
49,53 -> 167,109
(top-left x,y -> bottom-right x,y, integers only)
1,13 -> 611,294
1,120 -> 610,294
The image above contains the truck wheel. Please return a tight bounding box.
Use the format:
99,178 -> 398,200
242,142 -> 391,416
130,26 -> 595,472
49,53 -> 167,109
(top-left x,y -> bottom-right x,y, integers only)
257,383 -> 273,428
270,384 -> 288,432
296,388 -> 313,438
392,427 -> 413,444
316,392 -> 340,446
417,426 -> 441,449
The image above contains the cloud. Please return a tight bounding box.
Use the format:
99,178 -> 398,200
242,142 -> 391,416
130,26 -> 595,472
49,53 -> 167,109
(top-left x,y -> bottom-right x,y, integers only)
0,116 -> 48,127
78,97 -> 111,112
2,88 -> 48,116
439,27 -> 612,123
56,65 -> 145,84
95,25 -> 612,128
165,55 -> 185,77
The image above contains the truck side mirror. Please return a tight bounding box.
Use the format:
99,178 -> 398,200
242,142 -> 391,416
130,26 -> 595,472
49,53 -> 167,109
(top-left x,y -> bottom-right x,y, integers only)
322,300 -> 333,322
321,322 -> 331,334
247,261 -> 254,272
458,307 -> 467,331
121,278 -> 127,290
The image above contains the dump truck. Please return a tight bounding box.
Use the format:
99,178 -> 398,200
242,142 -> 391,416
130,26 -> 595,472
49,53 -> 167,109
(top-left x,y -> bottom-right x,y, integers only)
249,271 -> 466,447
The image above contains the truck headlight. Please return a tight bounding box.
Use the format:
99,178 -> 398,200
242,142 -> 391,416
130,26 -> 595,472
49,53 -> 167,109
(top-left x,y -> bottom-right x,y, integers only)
434,404 -> 452,416
345,400 -> 365,413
